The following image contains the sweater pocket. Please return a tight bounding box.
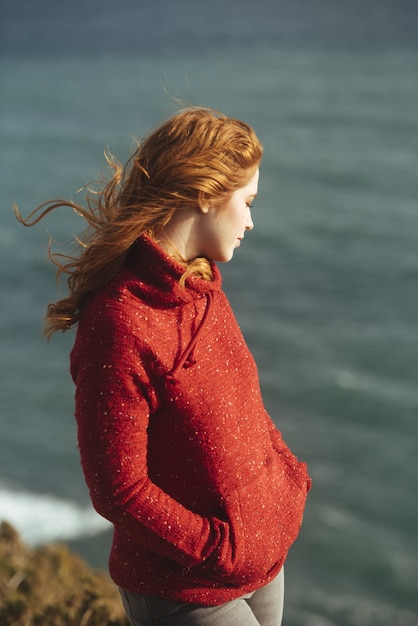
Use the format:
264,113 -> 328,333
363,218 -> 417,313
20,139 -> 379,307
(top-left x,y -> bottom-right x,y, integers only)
222,458 -> 308,584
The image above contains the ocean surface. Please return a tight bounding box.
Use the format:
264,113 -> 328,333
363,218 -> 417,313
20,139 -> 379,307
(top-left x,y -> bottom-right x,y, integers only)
1,1 -> 418,624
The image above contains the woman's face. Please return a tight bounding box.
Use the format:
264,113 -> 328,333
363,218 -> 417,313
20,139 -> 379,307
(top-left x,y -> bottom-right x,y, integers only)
197,168 -> 259,263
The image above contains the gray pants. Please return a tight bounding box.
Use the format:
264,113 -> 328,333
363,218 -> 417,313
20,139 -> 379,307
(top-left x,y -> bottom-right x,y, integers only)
119,568 -> 284,626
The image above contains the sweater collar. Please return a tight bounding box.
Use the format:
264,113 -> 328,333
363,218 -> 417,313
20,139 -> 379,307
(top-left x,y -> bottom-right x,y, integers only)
126,234 -> 222,307
127,234 -> 221,382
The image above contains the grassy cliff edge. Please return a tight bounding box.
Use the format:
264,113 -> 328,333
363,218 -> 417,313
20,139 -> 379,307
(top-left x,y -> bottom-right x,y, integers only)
0,521 -> 128,625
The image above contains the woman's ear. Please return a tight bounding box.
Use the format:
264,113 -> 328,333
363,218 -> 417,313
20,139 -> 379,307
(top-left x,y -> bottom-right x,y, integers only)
198,192 -> 210,214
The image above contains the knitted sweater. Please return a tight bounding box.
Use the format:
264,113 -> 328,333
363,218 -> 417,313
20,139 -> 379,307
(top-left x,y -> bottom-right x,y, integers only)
70,234 -> 311,606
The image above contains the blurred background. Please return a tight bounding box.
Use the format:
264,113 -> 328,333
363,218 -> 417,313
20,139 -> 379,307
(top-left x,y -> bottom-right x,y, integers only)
1,1 -> 418,624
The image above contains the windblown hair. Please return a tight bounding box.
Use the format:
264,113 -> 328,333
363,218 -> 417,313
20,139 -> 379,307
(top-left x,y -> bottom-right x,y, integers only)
15,107 -> 263,337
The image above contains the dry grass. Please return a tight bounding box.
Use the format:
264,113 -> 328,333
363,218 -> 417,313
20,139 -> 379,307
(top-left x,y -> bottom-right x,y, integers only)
0,521 -> 129,625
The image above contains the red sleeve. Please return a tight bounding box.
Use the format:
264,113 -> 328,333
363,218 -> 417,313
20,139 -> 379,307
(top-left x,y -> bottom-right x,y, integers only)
70,304 -> 232,569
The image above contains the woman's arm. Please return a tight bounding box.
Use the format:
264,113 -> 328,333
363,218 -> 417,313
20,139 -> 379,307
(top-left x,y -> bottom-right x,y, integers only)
70,310 -> 233,570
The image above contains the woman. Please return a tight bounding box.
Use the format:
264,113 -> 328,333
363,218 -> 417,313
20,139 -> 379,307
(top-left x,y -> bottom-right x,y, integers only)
17,107 -> 311,626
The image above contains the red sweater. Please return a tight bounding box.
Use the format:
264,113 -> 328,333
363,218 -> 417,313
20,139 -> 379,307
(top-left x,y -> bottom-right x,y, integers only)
70,235 -> 311,605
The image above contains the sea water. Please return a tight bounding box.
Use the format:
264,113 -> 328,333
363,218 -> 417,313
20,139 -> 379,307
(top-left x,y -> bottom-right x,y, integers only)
1,2 -> 418,624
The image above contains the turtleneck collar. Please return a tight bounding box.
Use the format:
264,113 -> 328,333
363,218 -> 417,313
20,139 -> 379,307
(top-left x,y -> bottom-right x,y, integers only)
122,234 -> 222,382
126,234 -> 222,307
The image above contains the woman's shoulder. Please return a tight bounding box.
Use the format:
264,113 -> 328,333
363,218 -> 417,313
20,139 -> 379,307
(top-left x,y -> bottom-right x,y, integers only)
76,270 -> 147,334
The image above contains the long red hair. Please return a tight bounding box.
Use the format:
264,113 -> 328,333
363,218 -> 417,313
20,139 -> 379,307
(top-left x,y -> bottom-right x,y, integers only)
15,107 -> 263,337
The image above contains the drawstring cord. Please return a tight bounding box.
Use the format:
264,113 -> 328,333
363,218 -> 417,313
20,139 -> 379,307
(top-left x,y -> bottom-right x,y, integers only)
166,291 -> 214,383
